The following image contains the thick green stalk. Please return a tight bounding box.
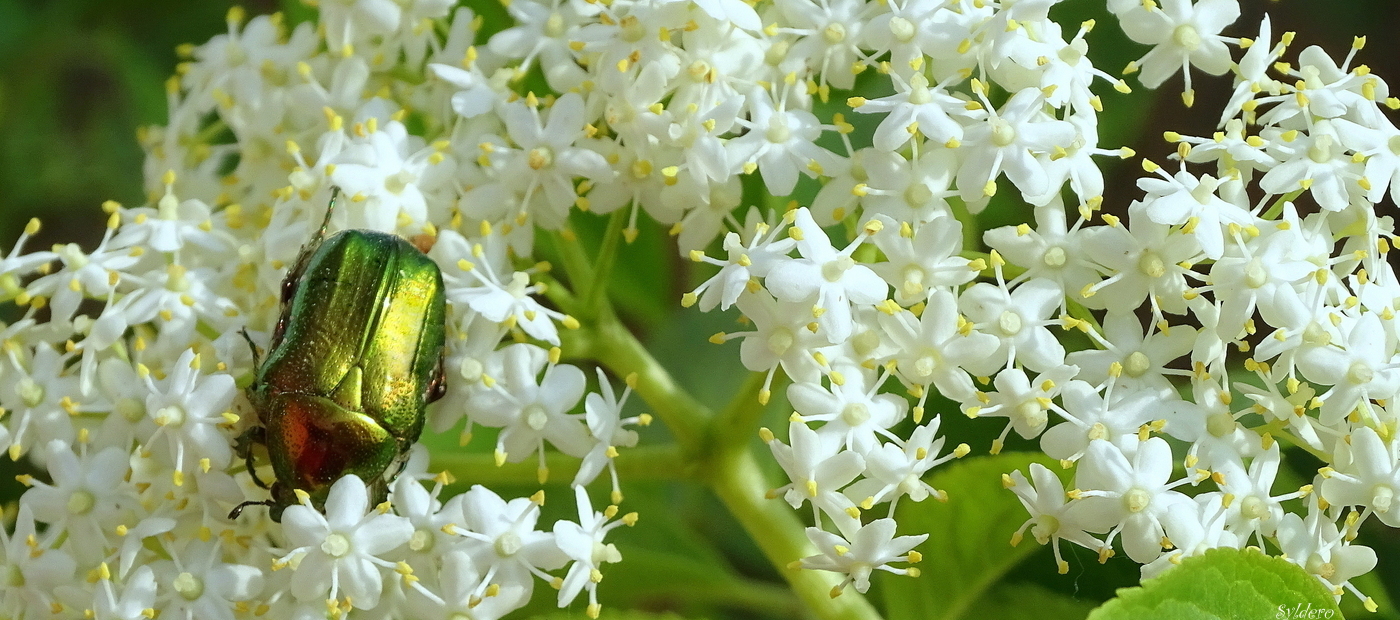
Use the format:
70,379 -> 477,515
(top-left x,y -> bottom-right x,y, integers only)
709,450 -> 883,620
586,312 -> 711,452
585,312 -> 883,620
583,210 -> 628,317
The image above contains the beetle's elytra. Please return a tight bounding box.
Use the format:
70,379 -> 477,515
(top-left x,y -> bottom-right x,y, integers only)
231,189 -> 447,521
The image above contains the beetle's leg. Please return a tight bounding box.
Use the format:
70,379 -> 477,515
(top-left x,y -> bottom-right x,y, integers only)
239,327 -> 261,370
426,353 -> 447,404
234,426 -> 272,489
227,499 -> 274,520
278,186 -> 344,306
315,185 -> 340,241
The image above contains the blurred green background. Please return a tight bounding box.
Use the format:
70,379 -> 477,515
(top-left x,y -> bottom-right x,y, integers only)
1,0 -> 1398,617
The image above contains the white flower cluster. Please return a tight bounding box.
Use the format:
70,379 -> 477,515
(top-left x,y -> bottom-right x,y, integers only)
2,0 -> 1398,615
0,3 -> 657,619
664,0 -> 1392,610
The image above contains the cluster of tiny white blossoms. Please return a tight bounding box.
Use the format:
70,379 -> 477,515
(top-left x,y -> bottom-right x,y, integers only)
3,0 -> 1399,616
0,2 -> 656,619
670,0 -> 1394,610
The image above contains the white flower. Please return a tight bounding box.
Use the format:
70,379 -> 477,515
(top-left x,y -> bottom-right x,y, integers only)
773,0 -> 871,90
453,485 -> 569,610
691,0 -> 761,31
278,475 -> 414,610
869,215 -> 974,305
487,0 -> 590,90
955,87 -> 1076,203
1066,311 -> 1195,395
467,343 -> 591,472
1039,381 -> 1157,462
1071,438 -> 1195,564
111,189 -> 229,255
852,72 -> 973,150
1215,447 -> 1300,541
1276,503 -> 1378,596
1208,223 -> 1315,340
320,0 -> 404,55
1136,169 -> 1253,260
765,208 -> 887,343
152,539 -> 264,620
856,150 -> 959,225
1080,202 -> 1201,315
966,365 -> 1079,449
726,88 -> 841,195
686,220 -> 798,312
1219,15 -> 1287,125
438,231 -> 569,345
1320,426 -> 1400,527
789,366 -> 907,454
574,368 -> 643,492
1258,124 -> 1361,212
881,288 -> 997,403
140,349 -> 238,482
1,343 -> 82,461
843,419 -> 961,511
0,504 -> 76,618
1006,462 -> 1105,574
984,204 -> 1101,300
958,277 -> 1066,375
92,564 -> 158,620
488,93 -> 613,228
798,518 -> 926,594
328,119 -> 450,232
1141,492 -> 1238,579
1118,0 -> 1240,94
1159,380 -> 1259,471
1296,313 -> 1400,425
429,62 -> 497,119
27,228 -> 141,326
768,421 -> 865,530
732,290 -> 830,385
21,441 -> 130,565
553,486 -> 629,613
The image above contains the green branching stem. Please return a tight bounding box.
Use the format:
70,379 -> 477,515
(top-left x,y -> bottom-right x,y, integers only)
533,220 -> 882,620
568,308 -> 882,620
1260,189 -> 1306,220
582,210 -> 628,317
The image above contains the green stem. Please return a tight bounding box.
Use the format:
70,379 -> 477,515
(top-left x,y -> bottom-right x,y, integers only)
1247,419 -> 1333,463
950,197 -> 981,252
549,229 -> 598,319
1260,190 -> 1305,220
583,210 -> 627,316
637,574 -> 803,619
430,445 -> 686,486
712,370 -> 786,458
587,312 -> 711,452
585,312 -> 882,620
710,450 -> 883,620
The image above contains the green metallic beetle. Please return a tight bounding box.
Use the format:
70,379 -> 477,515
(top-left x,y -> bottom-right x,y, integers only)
230,188 -> 447,521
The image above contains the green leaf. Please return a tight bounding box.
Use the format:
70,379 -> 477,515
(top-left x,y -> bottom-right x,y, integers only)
1087,547 -> 1341,620
879,452 -> 1061,620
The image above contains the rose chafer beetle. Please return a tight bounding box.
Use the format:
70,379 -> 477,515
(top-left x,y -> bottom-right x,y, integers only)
231,188 -> 447,521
